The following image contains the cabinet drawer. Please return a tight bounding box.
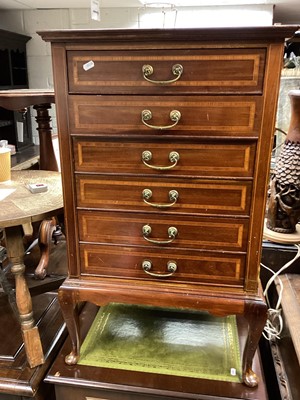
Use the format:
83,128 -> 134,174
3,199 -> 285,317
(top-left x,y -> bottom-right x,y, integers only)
67,48 -> 265,94
73,138 -> 256,178
76,176 -> 252,216
78,210 -> 249,252
79,244 -> 245,287
69,95 -> 262,138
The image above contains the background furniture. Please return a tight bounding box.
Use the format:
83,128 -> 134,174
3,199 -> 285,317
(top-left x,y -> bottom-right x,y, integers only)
260,241 -> 300,400
0,291 -> 65,400
0,29 -> 32,152
0,169 -> 63,368
39,26 -> 296,391
0,89 -> 58,171
0,222 -> 67,399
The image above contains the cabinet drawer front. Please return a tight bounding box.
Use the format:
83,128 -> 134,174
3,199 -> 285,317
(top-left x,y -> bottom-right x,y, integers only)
67,48 -> 265,94
76,176 -> 252,216
79,244 -> 245,287
73,139 -> 256,178
69,95 -> 262,138
78,210 -> 249,252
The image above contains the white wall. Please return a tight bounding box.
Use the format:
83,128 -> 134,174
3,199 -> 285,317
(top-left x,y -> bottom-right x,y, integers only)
0,5 -> 273,143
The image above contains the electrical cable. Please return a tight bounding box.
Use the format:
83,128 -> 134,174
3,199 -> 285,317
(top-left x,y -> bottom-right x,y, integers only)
260,243 -> 300,340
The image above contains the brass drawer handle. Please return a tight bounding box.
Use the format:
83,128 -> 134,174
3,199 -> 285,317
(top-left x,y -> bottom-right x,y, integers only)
141,109 -> 181,130
142,224 -> 178,244
142,63 -> 183,85
142,150 -> 180,170
142,260 -> 177,278
142,188 -> 179,208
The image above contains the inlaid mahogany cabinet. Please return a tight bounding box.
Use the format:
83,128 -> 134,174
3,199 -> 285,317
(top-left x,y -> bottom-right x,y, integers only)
39,26 -> 297,388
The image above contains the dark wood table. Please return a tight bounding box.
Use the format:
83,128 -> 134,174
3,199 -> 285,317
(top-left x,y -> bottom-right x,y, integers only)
0,170 -> 63,368
0,89 -> 58,171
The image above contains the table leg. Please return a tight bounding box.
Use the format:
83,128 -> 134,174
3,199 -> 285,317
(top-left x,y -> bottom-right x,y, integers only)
33,103 -> 59,172
5,225 -> 45,368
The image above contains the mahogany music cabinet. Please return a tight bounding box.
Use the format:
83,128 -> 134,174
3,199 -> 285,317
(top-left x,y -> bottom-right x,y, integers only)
39,26 -> 297,388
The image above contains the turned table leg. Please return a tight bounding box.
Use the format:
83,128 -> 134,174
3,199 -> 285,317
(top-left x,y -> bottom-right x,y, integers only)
5,225 -> 44,368
33,103 -> 58,172
242,299 -> 268,387
58,288 -> 80,365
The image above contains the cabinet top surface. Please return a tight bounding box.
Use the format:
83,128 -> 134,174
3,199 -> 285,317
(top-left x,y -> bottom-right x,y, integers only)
38,25 -> 299,43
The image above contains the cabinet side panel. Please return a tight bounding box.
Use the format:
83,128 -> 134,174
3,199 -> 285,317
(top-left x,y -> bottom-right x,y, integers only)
51,43 -> 80,277
245,42 -> 285,292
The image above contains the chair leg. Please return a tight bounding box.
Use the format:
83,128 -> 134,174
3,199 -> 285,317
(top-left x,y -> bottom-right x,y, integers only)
34,218 -> 57,280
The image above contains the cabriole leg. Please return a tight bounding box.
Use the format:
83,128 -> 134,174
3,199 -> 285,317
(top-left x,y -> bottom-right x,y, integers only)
242,299 -> 268,387
58,288 -> 80,365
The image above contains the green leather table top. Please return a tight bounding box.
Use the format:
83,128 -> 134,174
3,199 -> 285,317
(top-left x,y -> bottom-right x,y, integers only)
78,303 -> 242,383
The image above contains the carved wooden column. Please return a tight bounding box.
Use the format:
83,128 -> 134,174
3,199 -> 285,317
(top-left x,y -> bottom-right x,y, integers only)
33,103 -> 58,172
266,90 -> 300,237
